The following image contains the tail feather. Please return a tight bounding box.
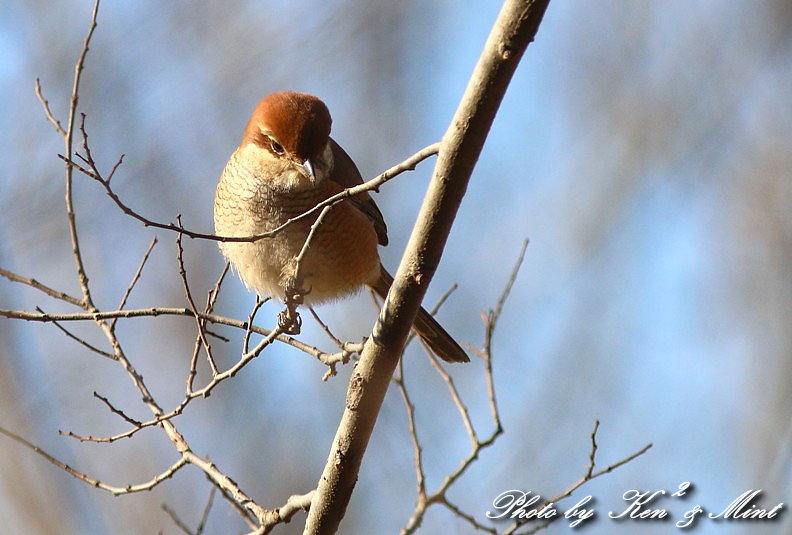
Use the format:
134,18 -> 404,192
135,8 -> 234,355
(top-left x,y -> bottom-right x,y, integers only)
369,265 -> 469,363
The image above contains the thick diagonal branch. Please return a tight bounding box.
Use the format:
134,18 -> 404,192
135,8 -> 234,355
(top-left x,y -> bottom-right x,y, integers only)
303,1 -> 551,533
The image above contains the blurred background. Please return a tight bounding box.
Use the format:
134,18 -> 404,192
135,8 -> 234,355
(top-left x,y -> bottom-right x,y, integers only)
1,0 -> 791,533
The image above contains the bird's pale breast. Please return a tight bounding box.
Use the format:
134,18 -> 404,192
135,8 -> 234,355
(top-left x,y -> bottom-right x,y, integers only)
214,147 -> 380,304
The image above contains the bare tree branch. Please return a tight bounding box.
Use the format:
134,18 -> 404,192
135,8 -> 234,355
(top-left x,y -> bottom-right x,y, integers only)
59,142 -> 440,244
399,241 -> 526,534
258,491 -> 315,535
0,425 -> 187,495
111,236 -> 157,331
161,503 -> 196,535
510,421 -> 653,535
34,77 -> 66,136
162,487 -> 216,535
304,1 -> 552,533
93,391 -> 142,426
35,306 -> 116,360
0,268 -> 84,307
196,487 -> 216,535
3,2 -> 652,534
7,1 -> 341,531
308,307 -> 346,350
175,220 -> 219,375
62,0 -> 100,307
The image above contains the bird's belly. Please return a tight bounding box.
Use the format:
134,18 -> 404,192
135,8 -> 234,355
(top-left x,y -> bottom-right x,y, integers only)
216,200 -> 380,305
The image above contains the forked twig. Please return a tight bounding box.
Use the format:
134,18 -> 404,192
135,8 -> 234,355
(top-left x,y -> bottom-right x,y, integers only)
400,242 -> 529,534
511,421 -> 653,535
62,0 -> 101,307
176,218 -> 218,375
0,425 -> 187,496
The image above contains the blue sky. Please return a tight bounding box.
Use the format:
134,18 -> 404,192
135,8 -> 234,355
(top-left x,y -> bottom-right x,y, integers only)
1,1 -> 790,534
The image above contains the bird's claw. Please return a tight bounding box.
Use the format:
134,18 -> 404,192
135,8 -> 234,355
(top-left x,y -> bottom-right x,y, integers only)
278,308 -> 302,335
279,283 -> 306,335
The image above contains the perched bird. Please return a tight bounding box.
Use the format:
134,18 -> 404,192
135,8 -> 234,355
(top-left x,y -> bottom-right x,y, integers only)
214,91 -> 468,363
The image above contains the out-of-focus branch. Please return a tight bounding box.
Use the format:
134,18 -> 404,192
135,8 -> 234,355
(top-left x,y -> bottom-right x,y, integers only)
162,487 -> 216,535
304,1 -> 551,533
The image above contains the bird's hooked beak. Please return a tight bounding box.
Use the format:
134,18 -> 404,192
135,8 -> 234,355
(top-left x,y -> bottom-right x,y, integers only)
300,158 -> 316,184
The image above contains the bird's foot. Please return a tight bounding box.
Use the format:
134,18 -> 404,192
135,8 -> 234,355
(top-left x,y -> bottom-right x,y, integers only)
279,283 -> 306,335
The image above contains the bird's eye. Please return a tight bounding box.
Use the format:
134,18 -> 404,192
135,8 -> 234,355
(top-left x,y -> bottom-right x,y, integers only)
269,139 -> 285,155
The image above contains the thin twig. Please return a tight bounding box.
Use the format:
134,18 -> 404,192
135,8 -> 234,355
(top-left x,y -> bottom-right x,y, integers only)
308,307 -> 345,350
402,283 -> 458,350
93,391 -> 142,426
183,451 -> 268,526
0,306 -> 337,362
490,239 -> 529,325
59,143 -> 440,244
111,236 -> 157,330
35,306 -> 115,360
196,487 -> 216,535
161,503 -> 195,535
483,239 -> 527,430
22,2 -> 279,529
276,203 -> 337,335
204,473 -> 257,529
242,297 -> 265,355
0,425 -> 187,495
512,422 -> 653,535
440,497 -> 496,534
586,420 -> 599,479
186,334 -> 205,394
205,262 -> 231,316
161,486 -> 215,535
259,491 -> 315,535
0,268 -> 84,307
65,326 -> 284,443
187,264 -> 234,392
292,204 -> 332,284
34,78 -> 66,136
393,283 -> 463,529
62,0 -> 101,307
401,243 -> 529,534
394,360 -> 427,510
176,218 -> 218,375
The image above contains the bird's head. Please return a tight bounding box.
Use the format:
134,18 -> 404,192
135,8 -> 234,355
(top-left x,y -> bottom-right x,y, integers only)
240,90 -> 333,188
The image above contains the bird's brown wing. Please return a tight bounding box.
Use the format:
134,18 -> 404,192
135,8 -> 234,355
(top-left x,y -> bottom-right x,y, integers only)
327,137 -> 388,246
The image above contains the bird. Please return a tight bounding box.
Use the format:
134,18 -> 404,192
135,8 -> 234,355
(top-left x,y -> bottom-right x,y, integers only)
214,90 -> 468,363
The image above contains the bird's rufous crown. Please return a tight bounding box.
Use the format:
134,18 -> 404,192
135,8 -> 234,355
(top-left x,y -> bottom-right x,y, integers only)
242,91 -> 332,161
